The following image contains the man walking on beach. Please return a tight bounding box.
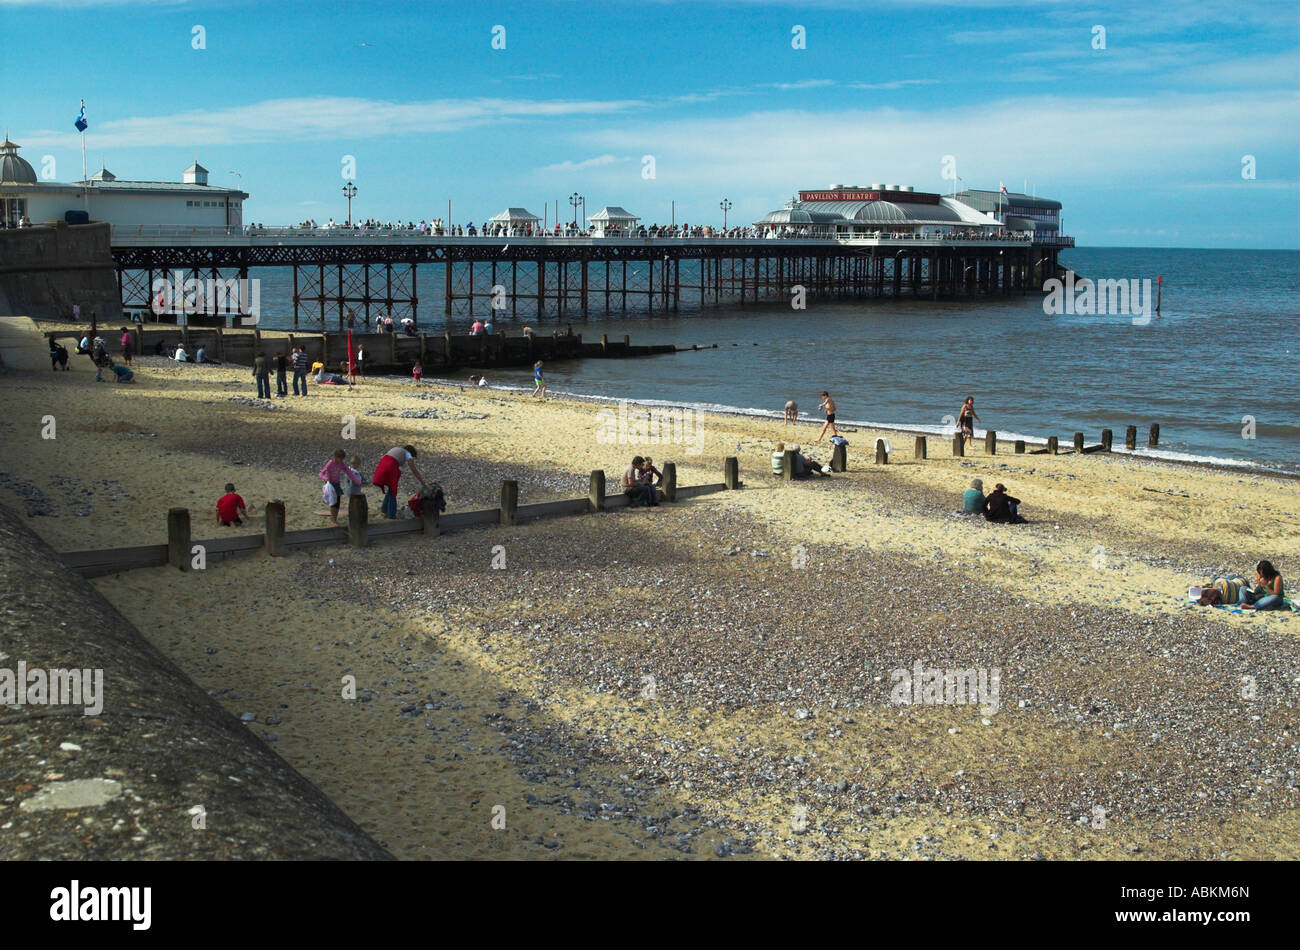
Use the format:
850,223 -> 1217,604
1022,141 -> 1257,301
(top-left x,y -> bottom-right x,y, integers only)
253,351 -> 271,399
815,391 -> 838,442
274,350 -> 289,397
291,346 -> 310,396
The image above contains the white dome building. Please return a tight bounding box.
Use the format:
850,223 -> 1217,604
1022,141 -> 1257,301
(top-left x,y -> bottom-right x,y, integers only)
0,136 -> 249,231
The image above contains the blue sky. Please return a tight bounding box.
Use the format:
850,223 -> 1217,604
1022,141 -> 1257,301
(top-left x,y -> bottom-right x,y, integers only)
3,0 -> 1297,247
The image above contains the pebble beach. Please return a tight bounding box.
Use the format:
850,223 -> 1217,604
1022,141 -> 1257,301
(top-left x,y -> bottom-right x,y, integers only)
3,325 -> 1298,860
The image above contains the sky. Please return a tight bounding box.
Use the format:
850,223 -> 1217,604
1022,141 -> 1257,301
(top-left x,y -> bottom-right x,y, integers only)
2,0 -> 1297,247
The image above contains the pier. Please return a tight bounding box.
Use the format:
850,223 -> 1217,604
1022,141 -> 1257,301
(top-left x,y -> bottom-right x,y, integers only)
108,226 -> 1073,327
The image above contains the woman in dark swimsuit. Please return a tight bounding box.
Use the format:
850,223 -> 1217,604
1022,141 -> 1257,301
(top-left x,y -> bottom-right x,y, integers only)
958,396 -> 980,451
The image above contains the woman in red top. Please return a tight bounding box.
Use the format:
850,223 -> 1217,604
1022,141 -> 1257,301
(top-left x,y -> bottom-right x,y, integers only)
372,445 -> 426,519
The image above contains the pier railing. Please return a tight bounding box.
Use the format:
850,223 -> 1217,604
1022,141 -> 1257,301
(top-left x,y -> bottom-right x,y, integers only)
110,224 -> 1061,248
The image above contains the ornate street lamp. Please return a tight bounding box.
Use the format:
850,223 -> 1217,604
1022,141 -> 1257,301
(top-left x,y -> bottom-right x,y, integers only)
342,182 -> 358,227
719,198 -> 733,230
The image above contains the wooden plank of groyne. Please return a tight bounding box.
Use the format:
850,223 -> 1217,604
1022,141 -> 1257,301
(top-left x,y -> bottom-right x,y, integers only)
675,483 -> 727,499
516,499 -> 590,520
369,519 -> 423,538
283,526 -> 349,546
439,508 -> 499,530
61,544 -> 168,576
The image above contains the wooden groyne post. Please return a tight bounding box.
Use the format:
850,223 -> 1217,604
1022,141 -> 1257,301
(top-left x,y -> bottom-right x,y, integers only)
167,507 -> 191,571
831,442 -> 847,472
875,439 -> 889,464
1125,425 -> 1137,450
1014,440 -> 1025,454
1148,423 -> 1160,447
1047,436 -> 1058,455
782,449 -> 796,480
985,430 -> 997,455
952,435 -> 964,457
1101,428 -> 1113,452
265,501 -> 286,556
662,462 -> 677,501
724,457 -> 740,490
1073,432 -> 1084,453
589,470 -> 605,512
914,436 -> 927,460
347,494 -> 368,547
500,480 -> 519,525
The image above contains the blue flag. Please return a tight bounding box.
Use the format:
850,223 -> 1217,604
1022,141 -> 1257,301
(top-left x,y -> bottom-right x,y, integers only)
74,101 -> 87,132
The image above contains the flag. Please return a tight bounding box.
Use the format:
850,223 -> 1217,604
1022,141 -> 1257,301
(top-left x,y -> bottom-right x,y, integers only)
74,100 -> 87,132
999,182 -> 1009,196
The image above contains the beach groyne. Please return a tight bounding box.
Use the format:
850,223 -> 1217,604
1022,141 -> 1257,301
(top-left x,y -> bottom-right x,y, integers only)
0,504 -> 391,859
40,323 -> 675,373
0,222 -> 122,323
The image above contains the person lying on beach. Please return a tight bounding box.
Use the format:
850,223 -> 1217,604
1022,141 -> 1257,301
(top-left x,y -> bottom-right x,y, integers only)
320,448 -> 363,524
784,400 -> 798,425
49,340 -> 69,370
217,483 -> 247,526
983,483 -> 1025,523
963,478 -> 986,514
1240,560 -> 1285,610
623,455 -> 659,507
313,367 -> 351,386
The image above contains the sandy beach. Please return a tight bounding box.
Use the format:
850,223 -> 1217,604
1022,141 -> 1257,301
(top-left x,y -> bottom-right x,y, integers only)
3,318 -> 1297,859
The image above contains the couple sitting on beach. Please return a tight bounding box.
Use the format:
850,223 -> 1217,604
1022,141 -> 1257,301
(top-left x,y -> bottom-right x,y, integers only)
962,478 -> 1025,523
771,443 -> 831,478
1196,561 -> 1289,611
623,456 -> 662,506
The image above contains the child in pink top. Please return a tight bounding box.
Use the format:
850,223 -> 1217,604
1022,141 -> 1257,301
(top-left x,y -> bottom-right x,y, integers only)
319,448 -> 362,524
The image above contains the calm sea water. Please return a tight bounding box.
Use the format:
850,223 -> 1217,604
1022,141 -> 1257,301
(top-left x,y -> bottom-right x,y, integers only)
247,248 -> 1299,472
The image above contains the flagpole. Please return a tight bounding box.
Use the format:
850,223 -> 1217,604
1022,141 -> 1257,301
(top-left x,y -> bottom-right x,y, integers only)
79,99 -> 88,214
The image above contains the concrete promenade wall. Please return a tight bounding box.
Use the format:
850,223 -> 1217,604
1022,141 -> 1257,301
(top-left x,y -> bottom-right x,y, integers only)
0,222 -> 122,322
0,504 -> 391,860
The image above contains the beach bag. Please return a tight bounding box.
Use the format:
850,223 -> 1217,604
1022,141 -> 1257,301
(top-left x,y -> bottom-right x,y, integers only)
322,482 -> 338,507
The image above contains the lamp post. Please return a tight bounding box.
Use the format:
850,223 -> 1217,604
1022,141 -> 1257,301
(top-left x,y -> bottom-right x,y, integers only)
719,198 -> 733,230
342,182 -> 357,227
569,192 -> 582,233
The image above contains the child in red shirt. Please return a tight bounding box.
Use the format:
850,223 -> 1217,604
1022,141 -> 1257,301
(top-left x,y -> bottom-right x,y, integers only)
412,361 -> 422,384
217,483 -> 247,526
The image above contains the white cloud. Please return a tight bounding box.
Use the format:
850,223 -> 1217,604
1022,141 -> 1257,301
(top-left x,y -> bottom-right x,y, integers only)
539,154 -> 625,173
568,90 -> 1300,197
21,95 -> 649,149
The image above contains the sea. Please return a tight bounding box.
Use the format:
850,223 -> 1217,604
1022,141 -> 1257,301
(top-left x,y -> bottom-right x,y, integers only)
245,247 -> 1300,474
